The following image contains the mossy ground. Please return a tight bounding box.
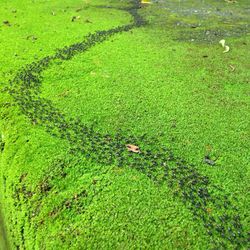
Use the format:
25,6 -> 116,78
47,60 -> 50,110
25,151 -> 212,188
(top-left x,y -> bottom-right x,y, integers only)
0,0 -> 249,249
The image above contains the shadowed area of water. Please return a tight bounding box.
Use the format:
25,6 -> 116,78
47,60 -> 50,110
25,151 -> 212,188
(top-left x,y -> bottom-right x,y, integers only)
151,0 -> 250,43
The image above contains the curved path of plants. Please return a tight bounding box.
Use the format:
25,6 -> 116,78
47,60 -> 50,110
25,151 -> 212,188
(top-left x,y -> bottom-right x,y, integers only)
4,0 -> 248,248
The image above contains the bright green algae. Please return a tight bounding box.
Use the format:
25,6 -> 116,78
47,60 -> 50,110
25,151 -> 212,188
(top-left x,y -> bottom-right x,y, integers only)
0,0 -> 249,249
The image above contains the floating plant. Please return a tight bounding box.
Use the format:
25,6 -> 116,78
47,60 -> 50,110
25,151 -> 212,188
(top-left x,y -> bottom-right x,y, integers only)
5,0 -> 248,248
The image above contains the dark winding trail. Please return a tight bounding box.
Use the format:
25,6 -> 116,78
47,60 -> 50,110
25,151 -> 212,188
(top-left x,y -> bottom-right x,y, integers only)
3,0 -> 248,248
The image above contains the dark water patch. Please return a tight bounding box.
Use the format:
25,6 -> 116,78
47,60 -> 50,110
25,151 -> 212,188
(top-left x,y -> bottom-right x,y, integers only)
150,0 -> 250,43
177,24 -> 249,44
154,0 -> 250,18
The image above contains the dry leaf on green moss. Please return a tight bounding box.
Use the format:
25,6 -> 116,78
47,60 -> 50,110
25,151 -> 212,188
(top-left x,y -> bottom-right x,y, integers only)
126,144 -> 140,153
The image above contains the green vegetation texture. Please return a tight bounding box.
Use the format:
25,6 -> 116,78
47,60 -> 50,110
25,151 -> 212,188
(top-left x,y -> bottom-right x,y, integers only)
0,0 -> 249,249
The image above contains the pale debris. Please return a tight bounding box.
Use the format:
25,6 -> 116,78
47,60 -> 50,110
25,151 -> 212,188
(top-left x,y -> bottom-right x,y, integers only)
219,39 -> 230,53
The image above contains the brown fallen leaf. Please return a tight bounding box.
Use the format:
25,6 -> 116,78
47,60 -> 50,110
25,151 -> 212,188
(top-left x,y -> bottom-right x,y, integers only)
126,144 -> 140,153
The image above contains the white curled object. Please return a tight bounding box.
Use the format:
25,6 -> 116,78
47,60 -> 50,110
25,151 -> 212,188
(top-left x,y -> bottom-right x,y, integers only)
223,45 -> 230,53
219,39 -> 226,47
219,39 -> 230,53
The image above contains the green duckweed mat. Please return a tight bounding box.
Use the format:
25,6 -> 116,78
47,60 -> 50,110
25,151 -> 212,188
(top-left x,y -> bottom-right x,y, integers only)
0,0 -> 249,249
